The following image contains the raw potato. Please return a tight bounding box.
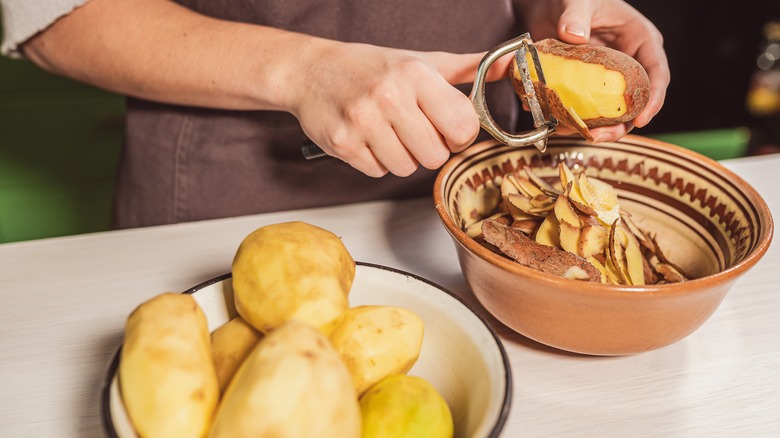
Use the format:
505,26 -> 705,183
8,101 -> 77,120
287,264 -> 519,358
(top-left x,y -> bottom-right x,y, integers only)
231,221 -> 355,333
329,305 -> 424,395
360,374 -> 453,438
510,38 -> 650,140
119,293 -> 219,438
210,316 -> 263,393
208,321 -> 361,438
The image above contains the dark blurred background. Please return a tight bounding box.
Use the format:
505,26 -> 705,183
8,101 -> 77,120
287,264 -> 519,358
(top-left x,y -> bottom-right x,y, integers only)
627,0 -> 780,154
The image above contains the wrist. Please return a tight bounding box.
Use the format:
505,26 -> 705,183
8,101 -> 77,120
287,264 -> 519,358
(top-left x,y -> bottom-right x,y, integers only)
259,34 -> 344,117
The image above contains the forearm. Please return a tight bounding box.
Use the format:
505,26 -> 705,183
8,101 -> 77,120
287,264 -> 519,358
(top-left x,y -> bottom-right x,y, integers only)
22,0 -> 321,111
20,0 -> 507,178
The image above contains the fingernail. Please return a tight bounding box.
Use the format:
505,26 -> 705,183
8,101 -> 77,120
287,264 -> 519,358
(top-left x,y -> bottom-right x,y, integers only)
564,23 -> 586,38
592,133 -> 610,143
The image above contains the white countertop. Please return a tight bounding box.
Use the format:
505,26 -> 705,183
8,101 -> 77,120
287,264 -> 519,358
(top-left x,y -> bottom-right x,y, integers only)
1,153 -> 779,437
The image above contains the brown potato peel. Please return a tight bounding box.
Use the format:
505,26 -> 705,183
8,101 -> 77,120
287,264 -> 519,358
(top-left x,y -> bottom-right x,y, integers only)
459,163 -> 688,285
482,219 -> 601,282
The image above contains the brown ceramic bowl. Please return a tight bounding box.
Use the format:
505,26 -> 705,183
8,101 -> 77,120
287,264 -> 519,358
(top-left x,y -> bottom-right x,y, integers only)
434,135 -> 773,355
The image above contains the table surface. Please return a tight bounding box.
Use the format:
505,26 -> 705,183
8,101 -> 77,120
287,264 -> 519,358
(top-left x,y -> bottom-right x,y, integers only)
1,153 -> 779,437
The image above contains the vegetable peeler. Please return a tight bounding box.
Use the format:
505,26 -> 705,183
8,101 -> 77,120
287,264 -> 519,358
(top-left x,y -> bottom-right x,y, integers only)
301,33 -> 556,159
470,33 -> 557,153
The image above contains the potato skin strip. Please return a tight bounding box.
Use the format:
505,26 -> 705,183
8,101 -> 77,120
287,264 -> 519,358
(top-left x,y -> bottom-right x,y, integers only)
482,219 -> 601,282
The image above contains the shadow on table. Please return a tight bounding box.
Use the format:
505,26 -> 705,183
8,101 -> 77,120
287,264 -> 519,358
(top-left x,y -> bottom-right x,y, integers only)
379,196 -> 698,361
380,196 -> 594,358
79,330 -> 125,438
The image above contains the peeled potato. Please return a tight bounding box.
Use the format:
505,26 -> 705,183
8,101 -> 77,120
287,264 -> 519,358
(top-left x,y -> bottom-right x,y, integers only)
210,316 -> 263,393
510,38 -> 650,140
209,321 -> 361,438
119,293 -> 219,438
360,374 -> 453,438
329,305 -> 424,395
231,221 -> 355,333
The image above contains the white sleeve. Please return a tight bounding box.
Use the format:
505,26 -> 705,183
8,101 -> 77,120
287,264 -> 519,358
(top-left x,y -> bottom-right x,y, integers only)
1,0 -> 88,58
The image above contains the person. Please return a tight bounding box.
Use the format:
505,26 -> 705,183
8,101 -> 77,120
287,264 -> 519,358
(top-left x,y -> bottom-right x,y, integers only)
0,0 -> 669,229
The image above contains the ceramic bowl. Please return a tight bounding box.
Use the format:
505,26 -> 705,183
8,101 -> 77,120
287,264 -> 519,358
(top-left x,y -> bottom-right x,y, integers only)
102,262 -> 512,438
434,135 -> 773,355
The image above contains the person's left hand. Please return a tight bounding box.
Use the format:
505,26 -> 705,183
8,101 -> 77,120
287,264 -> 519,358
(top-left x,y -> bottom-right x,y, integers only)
518,0 -> 670,143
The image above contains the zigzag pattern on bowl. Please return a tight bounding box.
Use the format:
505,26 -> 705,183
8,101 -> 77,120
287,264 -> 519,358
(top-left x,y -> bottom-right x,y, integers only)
450,140 -> 759,269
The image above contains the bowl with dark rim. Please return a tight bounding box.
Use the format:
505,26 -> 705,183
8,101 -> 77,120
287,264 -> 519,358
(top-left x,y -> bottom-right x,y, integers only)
102,262 -> 512,437
434,135 -> 773,355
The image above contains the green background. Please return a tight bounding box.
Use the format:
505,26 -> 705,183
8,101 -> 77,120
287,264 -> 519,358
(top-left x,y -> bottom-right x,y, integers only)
0,37 -> 124,243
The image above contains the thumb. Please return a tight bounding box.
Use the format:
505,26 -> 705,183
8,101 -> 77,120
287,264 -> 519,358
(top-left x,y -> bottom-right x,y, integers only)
424,51 -> 513,85
556,1 -> 593,44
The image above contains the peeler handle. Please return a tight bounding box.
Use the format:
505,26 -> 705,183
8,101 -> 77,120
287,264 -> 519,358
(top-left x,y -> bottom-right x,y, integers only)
470,33 -> 555,152
301,139 -> 326,160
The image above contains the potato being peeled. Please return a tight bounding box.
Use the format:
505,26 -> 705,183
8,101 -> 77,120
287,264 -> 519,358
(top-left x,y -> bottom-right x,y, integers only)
119,293 -> 219,438
329,305 -> 424,395
509,38 -> 650,140
209,321 -> 361,438
232,221 -> 355,333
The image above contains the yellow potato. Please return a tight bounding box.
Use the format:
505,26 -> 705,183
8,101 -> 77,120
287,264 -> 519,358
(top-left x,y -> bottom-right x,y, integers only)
210,316 -> 263,393
360,374 -> 453,438
232,221 -> 355,333
209,321 -> 361,438
119,293 -> 219,438
509,38 -> 650,141
329,305 -> 424,395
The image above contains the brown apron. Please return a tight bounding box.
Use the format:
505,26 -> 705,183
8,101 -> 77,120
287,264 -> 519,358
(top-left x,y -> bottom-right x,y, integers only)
113,0 -> 523,228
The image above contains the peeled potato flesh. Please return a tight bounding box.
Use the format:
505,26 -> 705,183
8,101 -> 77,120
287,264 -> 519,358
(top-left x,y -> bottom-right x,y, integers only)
209,321 -> 361,438
360,374 -> 453,438
329,305 -> 424,395
210,316 -> 263,393
231,221 -> 355,333
119,293 -> 219,438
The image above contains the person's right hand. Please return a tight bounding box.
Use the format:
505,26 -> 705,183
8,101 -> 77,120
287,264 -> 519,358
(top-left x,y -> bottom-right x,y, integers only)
284,39 -> 510,177
20,0 -> 511,178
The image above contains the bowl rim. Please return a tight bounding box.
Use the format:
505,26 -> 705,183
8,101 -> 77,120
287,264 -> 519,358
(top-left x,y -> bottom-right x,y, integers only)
101,262 -> 513,438
433,135 -> 774,296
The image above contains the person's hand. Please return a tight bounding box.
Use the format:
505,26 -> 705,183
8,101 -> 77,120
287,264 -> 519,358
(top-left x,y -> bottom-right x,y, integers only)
285,39 -> 510,177
21,0 -> 514,179
518,0 -> 670,143
23,0 -> 511,179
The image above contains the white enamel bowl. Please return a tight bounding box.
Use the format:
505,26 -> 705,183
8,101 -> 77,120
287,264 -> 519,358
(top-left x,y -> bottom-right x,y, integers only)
102,262 -> 512,438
